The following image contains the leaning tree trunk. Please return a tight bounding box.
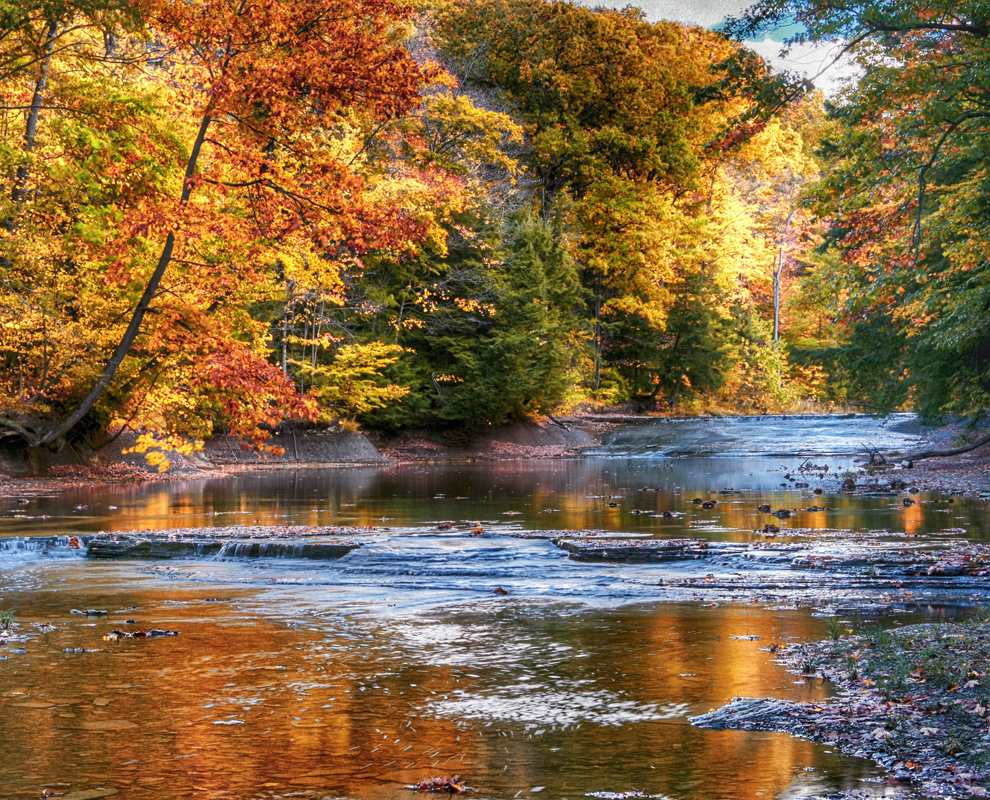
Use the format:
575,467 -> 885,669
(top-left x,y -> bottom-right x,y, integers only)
36,111 -> 214,447
903,433 -> 990,463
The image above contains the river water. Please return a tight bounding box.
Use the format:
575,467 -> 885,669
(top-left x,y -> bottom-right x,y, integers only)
0,414 -> 986,800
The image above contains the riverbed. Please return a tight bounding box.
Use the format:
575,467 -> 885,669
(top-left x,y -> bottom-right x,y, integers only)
0,414 -> 986,800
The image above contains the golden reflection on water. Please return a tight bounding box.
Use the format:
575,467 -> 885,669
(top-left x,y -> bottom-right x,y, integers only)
0,566 -> 890,800
1,460 -> 985,542
0,460 -> 969,800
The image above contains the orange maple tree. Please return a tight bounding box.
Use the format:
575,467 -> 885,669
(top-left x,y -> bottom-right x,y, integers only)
9,0 -> 434,452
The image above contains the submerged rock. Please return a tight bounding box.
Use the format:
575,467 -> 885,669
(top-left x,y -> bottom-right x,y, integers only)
690,698 -> 809,735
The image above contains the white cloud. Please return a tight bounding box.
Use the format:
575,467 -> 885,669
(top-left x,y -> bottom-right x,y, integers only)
573,0 -> 861,94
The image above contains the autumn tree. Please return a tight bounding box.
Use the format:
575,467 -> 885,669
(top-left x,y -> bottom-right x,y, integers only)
0,0 -> 436,453
437,1 -> 732,397
727,0 -> 990,419
436,0 -> 819,411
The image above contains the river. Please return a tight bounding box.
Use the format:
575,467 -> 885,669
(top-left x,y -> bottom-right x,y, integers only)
0,414 -> 985,800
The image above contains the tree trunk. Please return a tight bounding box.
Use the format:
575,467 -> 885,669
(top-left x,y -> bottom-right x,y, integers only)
281,278 -> 294,375
668,373 -> 685,412
773,207 -> 796,345
593,269 -> 602,392
772,254 -> 781,344
903,433 -> 990,462
12,18 -> 59,203
36,111 -> 214,447
311,298 -> 324,372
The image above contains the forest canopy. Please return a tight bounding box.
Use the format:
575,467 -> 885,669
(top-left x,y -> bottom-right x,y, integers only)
0,0 -> 983,462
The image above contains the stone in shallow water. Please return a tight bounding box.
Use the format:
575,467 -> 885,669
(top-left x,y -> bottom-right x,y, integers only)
86,538 -> 222,559
552,537 -> 745,563
84,528 -> 362,561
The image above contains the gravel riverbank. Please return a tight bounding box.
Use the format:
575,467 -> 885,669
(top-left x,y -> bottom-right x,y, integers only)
693,618 -> 990,797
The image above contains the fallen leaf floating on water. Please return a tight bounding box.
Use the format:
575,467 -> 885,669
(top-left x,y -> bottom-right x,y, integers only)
412,775 -> 465,794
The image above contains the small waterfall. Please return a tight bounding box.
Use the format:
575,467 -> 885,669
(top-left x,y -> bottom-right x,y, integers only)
215,541 -> 359,560
0,535 -> 90,555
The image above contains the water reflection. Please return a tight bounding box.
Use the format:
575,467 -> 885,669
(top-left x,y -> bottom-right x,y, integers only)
0,568 -> 899,800
1,459 -> 987,541
0,414 -> 966,799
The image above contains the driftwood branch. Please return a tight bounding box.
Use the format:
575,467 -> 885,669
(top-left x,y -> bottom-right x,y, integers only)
903,433 -> 990,462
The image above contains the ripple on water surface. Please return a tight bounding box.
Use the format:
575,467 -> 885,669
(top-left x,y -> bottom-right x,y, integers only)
0,572 -> 897,800
0,414 -> 960,799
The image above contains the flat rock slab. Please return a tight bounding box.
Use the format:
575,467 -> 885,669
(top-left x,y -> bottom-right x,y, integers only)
689,697 -> 811,734
86,525 -> 364,561
87,538 -> 224,559
553,537 -> 747,562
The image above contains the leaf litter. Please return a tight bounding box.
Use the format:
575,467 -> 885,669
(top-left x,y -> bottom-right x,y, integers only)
692,617 -> 990,797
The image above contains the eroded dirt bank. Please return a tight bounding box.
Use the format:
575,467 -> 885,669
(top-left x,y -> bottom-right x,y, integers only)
0,419 -> 601,498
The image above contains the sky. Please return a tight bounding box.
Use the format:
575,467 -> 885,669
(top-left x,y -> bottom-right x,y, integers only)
573,0 -> 858,94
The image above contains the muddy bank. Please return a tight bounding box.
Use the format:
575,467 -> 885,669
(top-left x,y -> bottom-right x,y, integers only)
374,418 -> 598,462
886,447 -> 990,497
692,619 -> 990,797
0,419 -> 602,499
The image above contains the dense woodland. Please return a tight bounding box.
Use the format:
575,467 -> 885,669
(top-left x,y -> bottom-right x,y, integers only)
0,0 -> 986,461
